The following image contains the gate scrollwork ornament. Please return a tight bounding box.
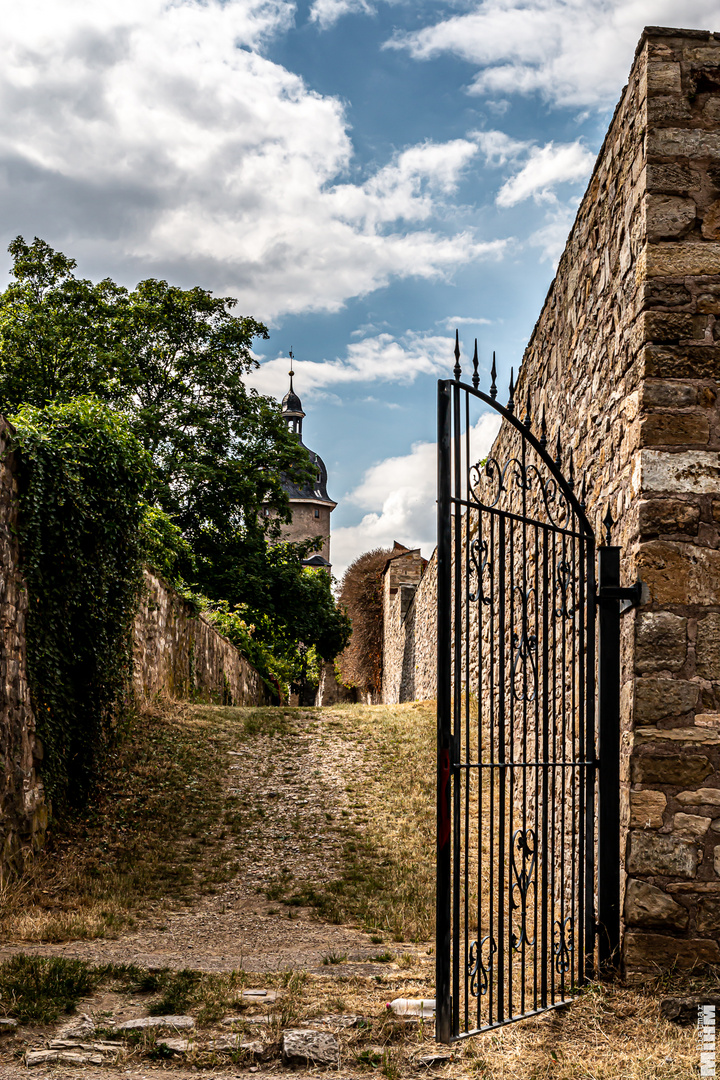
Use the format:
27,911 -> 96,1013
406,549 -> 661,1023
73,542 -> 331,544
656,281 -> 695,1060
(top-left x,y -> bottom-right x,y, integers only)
468,536 -> 491,605
509,829 -> 537,951
467,935 -> 497,998
553,915 -> 574,974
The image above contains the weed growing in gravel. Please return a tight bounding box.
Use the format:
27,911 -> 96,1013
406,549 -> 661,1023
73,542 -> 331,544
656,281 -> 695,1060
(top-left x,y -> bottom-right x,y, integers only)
0,955 -> 97,1022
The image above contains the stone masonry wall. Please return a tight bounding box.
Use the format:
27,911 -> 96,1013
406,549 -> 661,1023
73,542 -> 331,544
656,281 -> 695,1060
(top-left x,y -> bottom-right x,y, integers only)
0,419 -> 46,881
382,26 -> 720,974
133,569 -> 272,706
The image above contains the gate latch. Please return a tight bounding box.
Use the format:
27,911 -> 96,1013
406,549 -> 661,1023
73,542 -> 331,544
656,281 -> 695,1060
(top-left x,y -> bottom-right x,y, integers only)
597,579 -> 643,615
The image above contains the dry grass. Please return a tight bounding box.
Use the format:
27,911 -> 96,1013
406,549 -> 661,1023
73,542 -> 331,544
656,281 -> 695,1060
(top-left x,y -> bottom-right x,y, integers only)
0,700 -> 242,942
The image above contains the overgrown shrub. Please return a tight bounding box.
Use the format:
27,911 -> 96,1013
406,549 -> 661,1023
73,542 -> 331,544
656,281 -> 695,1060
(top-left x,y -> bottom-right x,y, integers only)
10,398 -> 151,810
335,547 -> 391,696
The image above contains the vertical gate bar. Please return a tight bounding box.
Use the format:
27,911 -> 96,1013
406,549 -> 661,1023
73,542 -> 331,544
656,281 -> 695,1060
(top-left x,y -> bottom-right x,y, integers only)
452,379 -> 462,1036
533,524 -> 540,1009
540,522 -> 549,1009
488,512 -> 496,1028
520,441 -> 528,1017
463,391 -> 471,1033
550,529 -> 557,1005
577,534 -> 586,987
508,516 -> 515,1018
436,380 -> 453,1045
598,545 -> 621,970
476,510 -> 484,1032
559,533 -> 567,999
585,543 -> 597,979
497,514 -> 507,1022
574,531 -> 578,989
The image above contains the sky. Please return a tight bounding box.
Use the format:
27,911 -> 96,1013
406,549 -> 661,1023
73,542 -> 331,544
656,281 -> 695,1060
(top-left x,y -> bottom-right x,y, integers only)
1,0 -> 719,580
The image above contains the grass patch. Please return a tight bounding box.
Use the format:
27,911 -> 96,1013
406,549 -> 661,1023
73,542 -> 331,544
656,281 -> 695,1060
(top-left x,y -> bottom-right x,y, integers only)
0,701 -> 250,942
0,955 -> 97,1023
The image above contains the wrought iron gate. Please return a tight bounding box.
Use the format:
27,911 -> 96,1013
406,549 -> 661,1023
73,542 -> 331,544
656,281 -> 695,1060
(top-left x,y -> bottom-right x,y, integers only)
436,340 -> 601,1042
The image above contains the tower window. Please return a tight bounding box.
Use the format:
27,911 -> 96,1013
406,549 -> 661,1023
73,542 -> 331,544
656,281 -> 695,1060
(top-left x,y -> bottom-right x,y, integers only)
314,509 -> 320,518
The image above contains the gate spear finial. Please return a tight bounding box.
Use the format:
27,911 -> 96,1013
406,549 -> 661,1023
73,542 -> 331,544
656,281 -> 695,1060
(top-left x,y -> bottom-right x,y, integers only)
523,391 -> 531,429
472,339 -> 479,389
568,448 -> 575,490
554,430 -> 562,469
603,505 -> 614,546
490,352 -> 497,400
580,474 -> 587,511
507,367 -> 515,413
453,329 -> 461,381
539,405 -> 547,450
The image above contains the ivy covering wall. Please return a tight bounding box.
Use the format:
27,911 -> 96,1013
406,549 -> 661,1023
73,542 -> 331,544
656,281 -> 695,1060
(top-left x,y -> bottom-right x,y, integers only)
10,399 -> 151,810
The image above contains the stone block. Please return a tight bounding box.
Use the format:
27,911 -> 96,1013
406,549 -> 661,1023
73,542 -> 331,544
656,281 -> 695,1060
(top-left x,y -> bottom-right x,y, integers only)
646,62 -> 682,95
639,312 -> 698,344
673,811 -> 712,839
661,993 -> 720,1025
698,897 -> 720,933
624,932 -> 720,971
696,615 -> 720,681
638,498 -> 700,535
702,199 -> 720,240
646,243 -> 720,278
715,845 -> 720,876
641,413 -> 709,447
281,1030 -> 340,1067
627,830 -> 699,877
648,128 -> 720,160
646,196 -> 696,241
640,451 -> 720,496
646,162 -> 695,195
635,612 -> 687,672
624,878 -> 689,930
677,787 -> 720,807
643,344 -> 720,379
646,96 -> 693,125
630,788 -> 666,827
642,381 -> 696,408
634,677 -> 700,722
637,541 -> 720,605
635,727 -> 720,745
632,753 -> 712,787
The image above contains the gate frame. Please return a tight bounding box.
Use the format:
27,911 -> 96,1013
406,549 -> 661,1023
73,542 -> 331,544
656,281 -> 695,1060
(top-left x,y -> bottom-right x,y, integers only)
436,349 -> 636,1044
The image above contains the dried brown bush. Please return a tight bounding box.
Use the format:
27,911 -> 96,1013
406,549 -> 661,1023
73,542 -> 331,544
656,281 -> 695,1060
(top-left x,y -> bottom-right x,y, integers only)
335,547 -> 392,696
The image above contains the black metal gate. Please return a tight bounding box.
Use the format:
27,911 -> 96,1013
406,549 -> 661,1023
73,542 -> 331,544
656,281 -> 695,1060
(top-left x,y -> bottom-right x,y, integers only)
436,340 -> 607,1042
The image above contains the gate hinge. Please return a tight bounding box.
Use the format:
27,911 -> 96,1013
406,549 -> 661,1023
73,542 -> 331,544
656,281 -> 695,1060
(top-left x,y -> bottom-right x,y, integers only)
597,579 -> 643,614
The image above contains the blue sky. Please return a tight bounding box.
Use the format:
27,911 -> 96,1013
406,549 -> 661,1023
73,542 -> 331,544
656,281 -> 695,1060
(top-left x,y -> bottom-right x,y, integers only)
1,0 -> 718,577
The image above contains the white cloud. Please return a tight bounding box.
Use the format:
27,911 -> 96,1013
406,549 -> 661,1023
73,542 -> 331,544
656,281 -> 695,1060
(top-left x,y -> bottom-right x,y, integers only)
474,129 -> 530,167
332,411 -> 502,580
246,330 -> 465,398
528,203 -> 577,264
496,140 -> 596,207
0,0 -> 504,322
389,0 -> 720,109
309,0 -> 375,30
437,315 -> 492,328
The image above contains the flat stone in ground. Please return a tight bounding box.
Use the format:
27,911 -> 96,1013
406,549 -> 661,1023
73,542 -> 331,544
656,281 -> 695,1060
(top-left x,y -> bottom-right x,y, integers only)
661,994 -> 720,1025
242,989 -> 277,1002
208,1036 -> 264,1055
0,1019 -> 17,1034
156,1037 -> 192,1054
116,1015 -> 195,1031
26,1049 -> 104,1066
282,1029 -> 340,1067
58,1013 -> 95,1038
416,1052 -> 454,1067
317,1014 -> 364,1028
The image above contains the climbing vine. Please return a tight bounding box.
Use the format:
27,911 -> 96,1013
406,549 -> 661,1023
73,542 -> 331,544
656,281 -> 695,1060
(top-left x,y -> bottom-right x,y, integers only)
10,399 -> 151,810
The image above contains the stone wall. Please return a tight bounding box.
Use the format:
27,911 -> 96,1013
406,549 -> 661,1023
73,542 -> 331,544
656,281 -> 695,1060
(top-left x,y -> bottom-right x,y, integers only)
0,420 -> 46,880
382,26 -> 720,974
133,569 -> 272,706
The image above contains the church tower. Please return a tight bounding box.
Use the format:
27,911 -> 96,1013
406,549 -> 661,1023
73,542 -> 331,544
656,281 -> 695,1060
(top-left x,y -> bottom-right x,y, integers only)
275,356 -> 337,569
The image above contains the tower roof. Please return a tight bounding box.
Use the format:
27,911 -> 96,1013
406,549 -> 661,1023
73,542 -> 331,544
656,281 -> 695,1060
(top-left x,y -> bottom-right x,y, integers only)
281,358 -> 305,418
279,359 -> 335,507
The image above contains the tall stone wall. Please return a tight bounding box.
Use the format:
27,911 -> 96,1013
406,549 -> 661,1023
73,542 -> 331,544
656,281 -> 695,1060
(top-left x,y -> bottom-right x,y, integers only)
133,569 -> 272,706
382,26 -> 720,974
0,420 -> 46,880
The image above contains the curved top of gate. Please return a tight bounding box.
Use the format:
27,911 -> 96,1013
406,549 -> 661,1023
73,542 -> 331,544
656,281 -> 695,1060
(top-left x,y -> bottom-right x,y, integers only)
446,334 -> 595,542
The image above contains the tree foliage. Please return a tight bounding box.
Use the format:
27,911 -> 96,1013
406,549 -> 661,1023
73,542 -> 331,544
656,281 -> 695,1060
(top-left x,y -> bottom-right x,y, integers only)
335,547 -> 392,696
10,399 -> 151,809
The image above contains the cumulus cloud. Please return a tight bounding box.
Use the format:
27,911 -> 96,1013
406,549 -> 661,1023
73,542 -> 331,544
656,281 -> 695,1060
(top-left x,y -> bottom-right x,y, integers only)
246,330 -> 464,398
496,140 -> 596,206
309,0 -> 375,30
0,0 -> 503,322
474,129 -> 530,167
389,0 -> 720,109
331,411 -> 502,580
